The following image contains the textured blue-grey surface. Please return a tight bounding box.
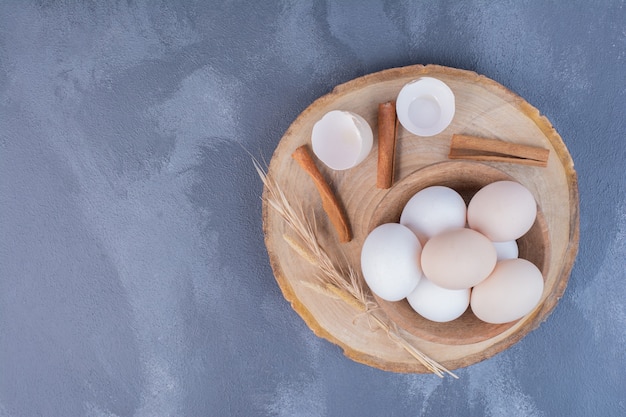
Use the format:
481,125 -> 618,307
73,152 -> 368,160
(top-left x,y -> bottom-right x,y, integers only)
1,1 -> 624,416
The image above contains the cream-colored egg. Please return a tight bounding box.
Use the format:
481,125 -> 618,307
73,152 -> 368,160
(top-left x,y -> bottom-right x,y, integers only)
420,228 -> 497,290
470,258 -> 544,324
467,181 -> 537,242
400,186 -> 467,244
406,276 -> 470,322
361,223 -> 423,301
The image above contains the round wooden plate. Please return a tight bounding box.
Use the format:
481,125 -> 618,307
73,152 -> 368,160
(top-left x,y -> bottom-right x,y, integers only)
262,64 -> 579,373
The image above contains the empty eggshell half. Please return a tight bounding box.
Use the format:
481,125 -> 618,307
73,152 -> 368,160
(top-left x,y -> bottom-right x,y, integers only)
311,110 -> 373,170
406,276 -> 470,322
396,77 -> 455,137
468,180 -> 537,242
471,258 -> 544,324
361,223 -> 423,301
421,228 -> 497,290
400,186 -> 467,245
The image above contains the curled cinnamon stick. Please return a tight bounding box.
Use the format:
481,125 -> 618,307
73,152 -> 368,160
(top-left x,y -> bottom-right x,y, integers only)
291,145 -> 352,243
377,101 -> 398,189
449,134 -> 550,167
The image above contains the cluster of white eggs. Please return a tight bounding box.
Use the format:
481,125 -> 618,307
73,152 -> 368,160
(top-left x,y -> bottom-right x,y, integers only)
361,181 -> 544,324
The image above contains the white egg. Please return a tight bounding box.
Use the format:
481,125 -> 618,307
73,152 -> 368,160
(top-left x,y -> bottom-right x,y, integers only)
470,258 -> 544,324
493,240 -> 519,260
420,228 -> 497,290
311,110 -> 373,170
406,277 -> 470,322
467,181 -> 537,242
400,186 -> 467,244
361,223 -> 423,301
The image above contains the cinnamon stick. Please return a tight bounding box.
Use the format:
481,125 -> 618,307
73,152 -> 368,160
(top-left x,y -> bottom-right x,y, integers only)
448,134 -> 550,167
291,145 -> 352,243
377,101 -> 398,189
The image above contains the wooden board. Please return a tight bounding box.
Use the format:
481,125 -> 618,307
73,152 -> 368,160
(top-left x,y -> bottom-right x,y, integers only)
262,64 -> 579,373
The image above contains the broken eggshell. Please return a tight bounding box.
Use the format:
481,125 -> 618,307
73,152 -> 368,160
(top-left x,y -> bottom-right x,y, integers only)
396,77 -> 455,137
311,110 -> 373,170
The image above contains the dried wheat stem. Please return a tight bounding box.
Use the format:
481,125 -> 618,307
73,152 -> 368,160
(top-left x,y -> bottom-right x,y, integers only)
323,283 -> 367,312
299,281 -> 341,300
284,234 -> 318,266
255,157 -> 456,378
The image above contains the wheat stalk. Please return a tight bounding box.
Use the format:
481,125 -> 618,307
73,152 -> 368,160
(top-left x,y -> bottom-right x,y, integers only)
254,159 -> 457,378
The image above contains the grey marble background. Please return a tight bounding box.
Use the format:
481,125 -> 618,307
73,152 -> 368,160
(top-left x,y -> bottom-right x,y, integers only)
1,1 -> 624,416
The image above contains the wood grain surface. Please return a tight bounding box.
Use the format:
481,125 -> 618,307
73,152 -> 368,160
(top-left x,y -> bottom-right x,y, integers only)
262,64 -> 579,373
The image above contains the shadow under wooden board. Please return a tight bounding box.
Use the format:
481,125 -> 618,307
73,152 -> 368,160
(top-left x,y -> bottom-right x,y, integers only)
262,64 -> 579,373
